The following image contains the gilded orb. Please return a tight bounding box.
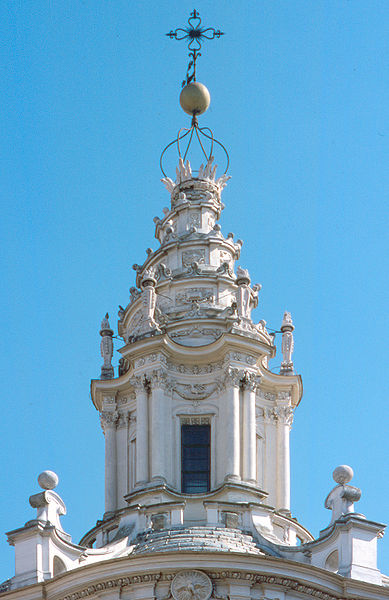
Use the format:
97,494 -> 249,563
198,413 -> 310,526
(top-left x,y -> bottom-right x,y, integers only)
179,82 -> 211,116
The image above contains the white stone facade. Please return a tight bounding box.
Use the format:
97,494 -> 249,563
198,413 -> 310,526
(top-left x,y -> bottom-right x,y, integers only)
2,156 -> 388,600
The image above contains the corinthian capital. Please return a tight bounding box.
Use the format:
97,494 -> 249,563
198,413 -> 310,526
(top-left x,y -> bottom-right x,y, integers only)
224,367 -> 245,388
129,375 -> 148,393
275,406 -> 294,426
264,406 -> 294,426
100,411 -> 119,430
117,412 -> 129,429
241,370 -> 261,392
149,369 -> 173,392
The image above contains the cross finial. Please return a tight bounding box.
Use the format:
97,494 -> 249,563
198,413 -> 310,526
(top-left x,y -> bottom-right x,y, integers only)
166,9 -> 224,87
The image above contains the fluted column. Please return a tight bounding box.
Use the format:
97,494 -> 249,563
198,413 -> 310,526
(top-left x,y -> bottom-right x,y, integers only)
224,369 -> 241,482
150,370 -> 168,483
116,412 -> 128,508
242,373 -> 259,484
100,411 -> 118,515
275,398 -> 293,513
132,377 -> 149,486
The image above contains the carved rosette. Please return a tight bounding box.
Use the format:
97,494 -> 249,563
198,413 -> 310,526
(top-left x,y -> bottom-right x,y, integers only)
171,570 -> 212,600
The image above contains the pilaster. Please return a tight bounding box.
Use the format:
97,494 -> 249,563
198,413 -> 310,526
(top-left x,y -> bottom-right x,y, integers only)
116,412 -> 129,508
275,393 -> 293,513
149,370 -> 170,483
100,410 -> 118,515
223,368 -> 242,482
131,376 -> 150,486
241,373 -> 260,484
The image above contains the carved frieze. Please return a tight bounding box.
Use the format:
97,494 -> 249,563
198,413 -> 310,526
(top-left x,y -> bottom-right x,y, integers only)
166,360 -> 223,374
133,354 -> 165,370
180,415 -> 212,426
219,249 -> 233,268
58,570 -> 351,600
188,212 -> 201,229
216,261 -> 234,277
277,391 -> 291,402
176,287 -> 214,305
224,352 -> 257,366
173,382 -> 221,401
155,263 -> 172,281
170,327 -> 222,346
257,389 -> 276,402
182,249 -> 205,267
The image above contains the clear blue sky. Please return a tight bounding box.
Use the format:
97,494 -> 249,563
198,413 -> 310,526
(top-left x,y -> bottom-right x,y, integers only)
1,0 -> 388,582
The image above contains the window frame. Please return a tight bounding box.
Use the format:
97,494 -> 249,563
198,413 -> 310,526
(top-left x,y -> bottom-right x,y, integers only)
181,423 -> 211,494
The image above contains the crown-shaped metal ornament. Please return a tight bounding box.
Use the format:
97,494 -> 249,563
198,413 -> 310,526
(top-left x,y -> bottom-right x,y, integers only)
161,10 -> 229,180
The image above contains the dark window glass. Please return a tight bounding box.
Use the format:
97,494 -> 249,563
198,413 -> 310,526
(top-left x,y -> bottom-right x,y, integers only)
181,424 -> 210,494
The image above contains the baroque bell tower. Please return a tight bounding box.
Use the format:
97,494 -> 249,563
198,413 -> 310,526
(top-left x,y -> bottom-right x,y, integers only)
90,10 -> 305,546
4,11 -> 388,597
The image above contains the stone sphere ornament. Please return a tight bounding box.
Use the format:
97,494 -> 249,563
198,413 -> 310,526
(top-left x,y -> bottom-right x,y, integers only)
333,465 -> 354,485
38,470 -> 59,490
180,82 -> 211,115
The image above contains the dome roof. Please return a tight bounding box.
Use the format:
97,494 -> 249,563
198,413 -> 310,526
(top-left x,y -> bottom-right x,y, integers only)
131,526 -> 272,556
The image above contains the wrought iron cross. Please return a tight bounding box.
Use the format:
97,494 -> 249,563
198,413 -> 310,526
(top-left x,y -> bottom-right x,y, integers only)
166,9 -> 224,87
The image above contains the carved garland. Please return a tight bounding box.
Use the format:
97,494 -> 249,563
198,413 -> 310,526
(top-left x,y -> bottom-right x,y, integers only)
58,570 -> 361,600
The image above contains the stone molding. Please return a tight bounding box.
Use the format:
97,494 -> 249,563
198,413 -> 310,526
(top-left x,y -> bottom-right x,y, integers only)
57,569 -> 363,600
257,389 -> 276,402
180,415 -> 212,425
277,391 -> 291,402
166,360 -> 224,375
